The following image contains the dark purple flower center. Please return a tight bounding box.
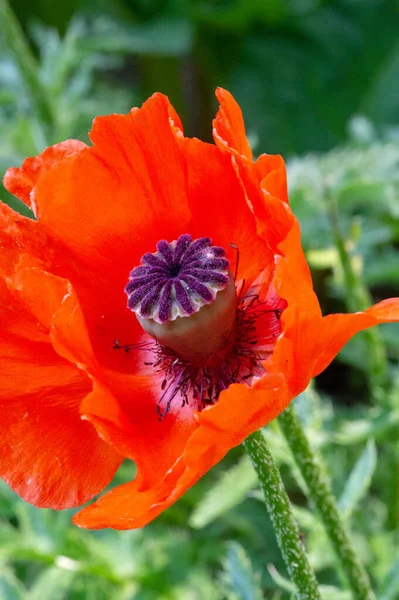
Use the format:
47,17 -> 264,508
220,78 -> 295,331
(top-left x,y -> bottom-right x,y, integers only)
125,234 -> 230,324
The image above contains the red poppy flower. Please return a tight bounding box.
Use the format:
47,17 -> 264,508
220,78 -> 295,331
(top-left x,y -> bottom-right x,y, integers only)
1,89 -> 399,530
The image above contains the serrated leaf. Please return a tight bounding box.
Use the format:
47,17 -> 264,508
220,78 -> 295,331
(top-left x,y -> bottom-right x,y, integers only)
294,384 -> 323,431
363,251 -> 399,287
27,567 -> 75,600
378,558 -> 399,600
291,505 -> 321,530
268,565 -> 351,599
220,542 -> 263,600
0,568 -> 25,600
81,18 -> 193,56
267,565 -> 295,593
338,439 -> 377,519
317,587 -> 353,600
189,457 -> 257,528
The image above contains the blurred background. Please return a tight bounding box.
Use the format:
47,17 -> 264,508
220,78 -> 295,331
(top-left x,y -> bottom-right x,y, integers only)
1,1 -> 399,598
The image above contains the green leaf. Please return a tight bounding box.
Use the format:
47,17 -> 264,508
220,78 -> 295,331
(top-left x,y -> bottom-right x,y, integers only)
268,565 -> 352,599
27,567 -> 75,600
319,585 -> 352,600
363,250 -> 399,287
294,384 -> 323,431
81,17 -> 193,57
338,439 -> 377,519
0,568 -> 25,600
220,542 -> 263,600
267,565 -> 295,593
378,558 -> 399,600
189,457 -> 257,528
333,409 -> 399,445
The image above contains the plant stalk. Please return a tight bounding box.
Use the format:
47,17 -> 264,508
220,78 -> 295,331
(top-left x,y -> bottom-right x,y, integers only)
243,429 -> 321,600
278,403 -> 376,600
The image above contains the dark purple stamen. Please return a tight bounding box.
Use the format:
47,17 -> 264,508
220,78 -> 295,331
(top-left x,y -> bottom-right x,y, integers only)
148,300 -> 284,419
115,298 -> 284,420
125,234 -> 230,323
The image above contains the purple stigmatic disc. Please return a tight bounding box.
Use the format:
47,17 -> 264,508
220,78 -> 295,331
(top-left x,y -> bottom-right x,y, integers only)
125,234 -> 230,324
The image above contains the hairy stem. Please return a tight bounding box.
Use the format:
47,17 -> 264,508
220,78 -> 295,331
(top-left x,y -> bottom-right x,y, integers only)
279,403 -> 376,600
243,429 -> 321,600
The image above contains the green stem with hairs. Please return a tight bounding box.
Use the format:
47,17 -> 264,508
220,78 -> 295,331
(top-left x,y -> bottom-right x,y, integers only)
278,403 -> 376,600
243,429 -> 322,600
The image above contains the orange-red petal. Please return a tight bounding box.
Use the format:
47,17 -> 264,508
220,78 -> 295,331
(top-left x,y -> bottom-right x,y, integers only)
311,300 -> 399,378
0,206 -> 122,507
0,353 -> 121,508
80,373 -> 197,489
0,278 -> 122,508
3,140 -> 87,211
171,134 -> 273,285
256,153 -> 289,204
33,94 -> 191,272
213,88 -> 288,204
73,372 -> 287,529
0,203 -> 52,276
213,88 -> 253,160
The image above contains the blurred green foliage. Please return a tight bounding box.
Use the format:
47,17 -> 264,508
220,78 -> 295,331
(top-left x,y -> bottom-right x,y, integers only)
1,0 -> 399,598
3,0 -> 399,154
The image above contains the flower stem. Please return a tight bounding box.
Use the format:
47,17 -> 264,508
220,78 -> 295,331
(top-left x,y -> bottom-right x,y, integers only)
243,429 -> 321,600
278,403 -> 376,600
